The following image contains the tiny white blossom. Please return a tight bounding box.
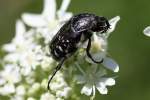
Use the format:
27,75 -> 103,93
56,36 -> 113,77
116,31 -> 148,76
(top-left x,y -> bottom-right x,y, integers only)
75,65 -> 115,97
2,20 -> 26,53
2,20 -> 35,54
143,26 -> 150,37
3,20 -> 37,64
3,21 -> 44,77
0,64 -> 21,84
24,71 -> 35,84
40,92 -> 56,100
41,56 -> 55,71
0,83 -> 15,95
86,33 -> 107,63
41,79 -> 48,89
28,83 -> 40,95
49,72 -> 71,96
16,85 -> 26,96
85,16 -> 120,72
19,46 -> 43,70
56,87 -> 72,99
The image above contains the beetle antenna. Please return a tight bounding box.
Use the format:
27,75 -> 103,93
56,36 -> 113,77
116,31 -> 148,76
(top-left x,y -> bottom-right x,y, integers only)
47,57 -> 66,90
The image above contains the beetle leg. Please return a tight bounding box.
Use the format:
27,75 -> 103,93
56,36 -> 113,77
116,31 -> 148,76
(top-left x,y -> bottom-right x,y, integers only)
47,57 -> 66,90
86,38 -> 103,63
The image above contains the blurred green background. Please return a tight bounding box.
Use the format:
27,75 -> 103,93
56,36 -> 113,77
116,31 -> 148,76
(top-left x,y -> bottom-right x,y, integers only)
0,0 -> 150,100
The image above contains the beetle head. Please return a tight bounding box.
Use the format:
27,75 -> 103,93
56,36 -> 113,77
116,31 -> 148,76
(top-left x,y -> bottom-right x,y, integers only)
92,16 -> 110,33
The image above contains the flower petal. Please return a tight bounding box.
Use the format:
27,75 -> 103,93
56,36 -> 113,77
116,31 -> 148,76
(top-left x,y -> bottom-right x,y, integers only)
102,78 -> 115,86
4,53 -> 20,62
96,85 -> 108,94
22,13 -> 46,27
59,0 -> 71,12
16,20 -> 26,36
0,78 -> 6,86
81,84 -> 92,96
106,16 -> 120,37
2,43 -> 16,52
143,26 -> 150,37
57,0 -> 72,22
13,20 -> 26,44
96,83 -> 108,94
102,57 -> 119,72
42,0 -> 56,21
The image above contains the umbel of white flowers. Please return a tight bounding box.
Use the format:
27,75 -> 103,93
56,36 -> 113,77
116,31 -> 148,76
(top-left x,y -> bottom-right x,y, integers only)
0,0 -> 120,100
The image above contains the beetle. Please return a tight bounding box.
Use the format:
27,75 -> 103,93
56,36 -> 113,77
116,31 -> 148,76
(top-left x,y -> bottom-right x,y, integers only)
47,13 -> 110,90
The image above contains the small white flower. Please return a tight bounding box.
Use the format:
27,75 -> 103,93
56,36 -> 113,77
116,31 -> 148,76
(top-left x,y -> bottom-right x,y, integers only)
2,20 -> 26,53
18,46 -> 43,76
48,71 -> 72,99
49,71 -> 70,92
41,56 -> 55,71
75,65 -> 115,97
3,20 -> 37,64
56,87 -> 72,99
86,33 -> 107,63
3,20 -> 44,77
16,85 -> 26,96
0,83 -> 15,96
41,79 -> 48,89
40,92 -> 56,100
0,64 -> 21,84
143,26 -> 150,37
24,71 -> 35,84
85,34 -> 119,73
85,16 -> 120,72
28,83 -> 40,95
2,20 -> 35,54
19,46 -> 43,70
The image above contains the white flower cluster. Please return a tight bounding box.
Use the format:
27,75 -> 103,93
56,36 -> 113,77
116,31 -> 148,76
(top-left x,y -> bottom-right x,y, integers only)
0,0 -> 120,99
